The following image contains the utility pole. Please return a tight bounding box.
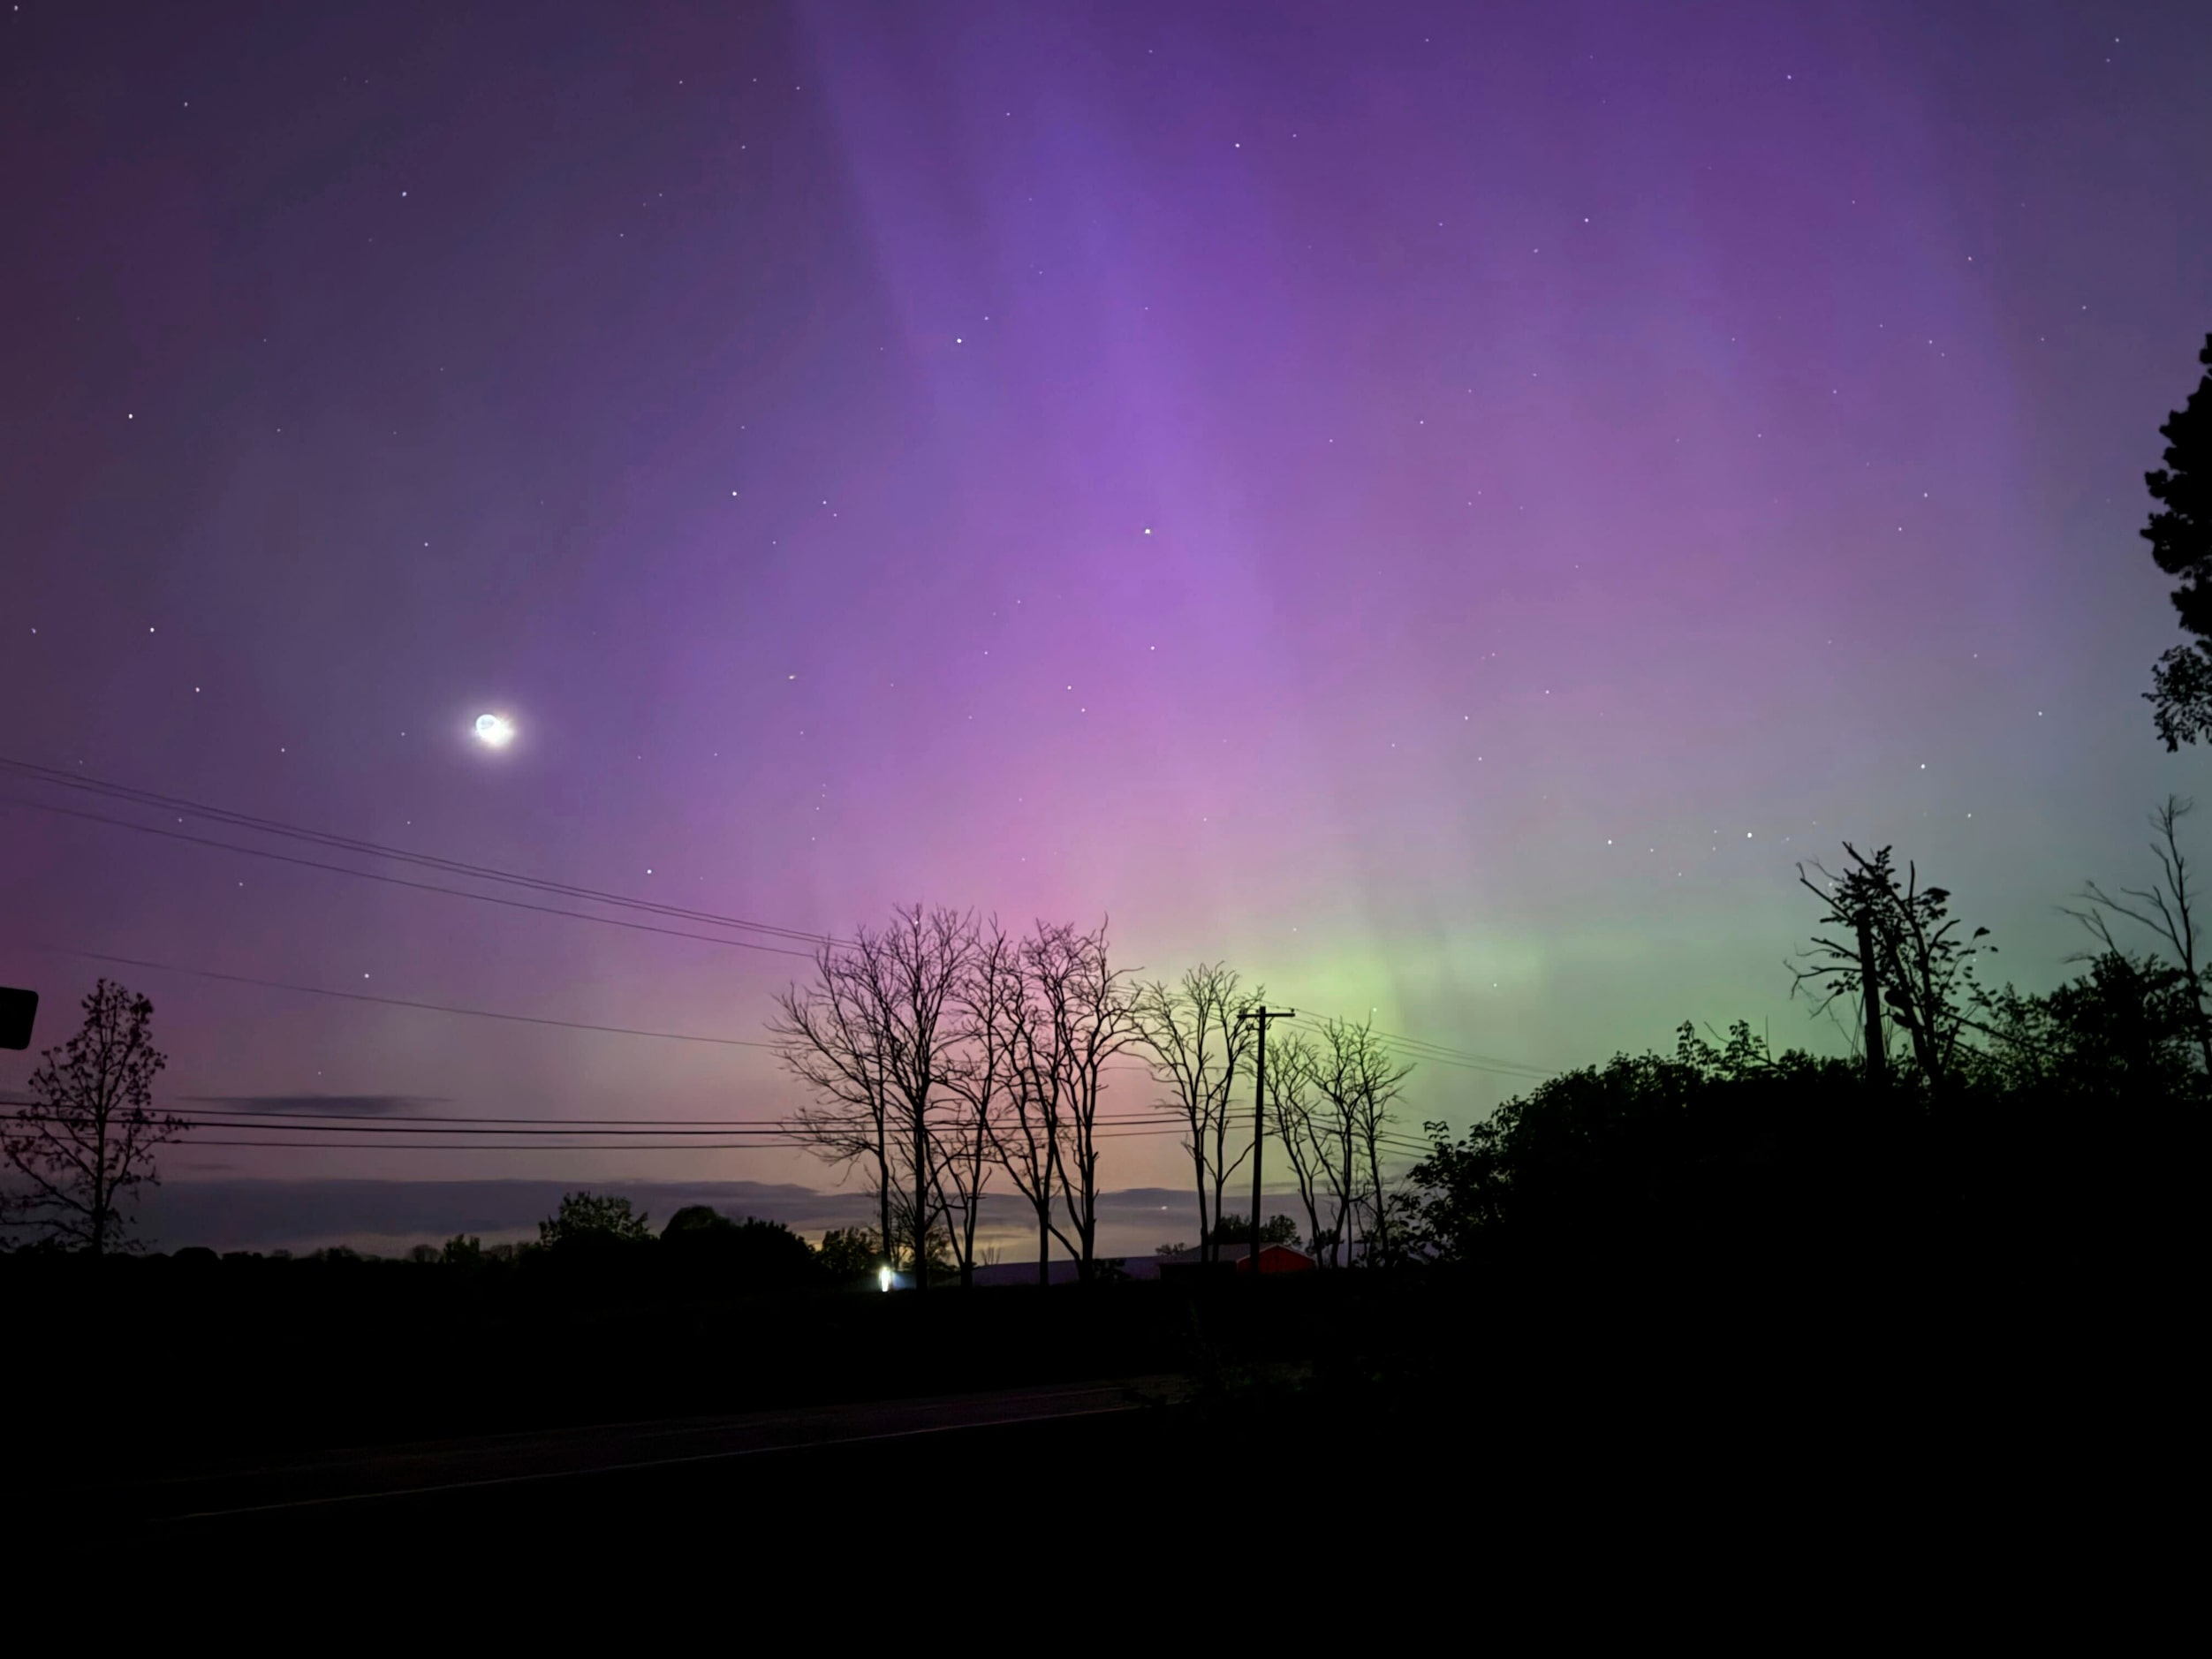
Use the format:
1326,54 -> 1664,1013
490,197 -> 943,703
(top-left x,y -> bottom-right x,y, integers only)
1238,1006 -> 1296,1281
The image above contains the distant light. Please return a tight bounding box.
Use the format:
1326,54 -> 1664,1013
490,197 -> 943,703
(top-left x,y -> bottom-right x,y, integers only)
878,1265 -> 892,1292
473,713 -> 515,748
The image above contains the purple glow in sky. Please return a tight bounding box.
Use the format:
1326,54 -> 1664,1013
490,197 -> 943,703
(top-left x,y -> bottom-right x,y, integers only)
4,2 -> 2209,1251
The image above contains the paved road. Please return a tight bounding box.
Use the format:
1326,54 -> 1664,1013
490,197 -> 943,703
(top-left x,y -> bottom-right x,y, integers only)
111,1375 -> 1186,1529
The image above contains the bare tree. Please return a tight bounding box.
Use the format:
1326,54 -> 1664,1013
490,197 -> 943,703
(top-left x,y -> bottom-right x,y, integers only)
2,980 -> 184,1254
1304,1017 -> 1414,1264
1029,920 -> 1138,1280
991,952 -> 1076,1284
773,905 -> 976,1286
1347,1028 -> 1415,1263
771,936 -> 896,1271
938,920 -> 1022,1287
1793,853 -> 1894,1085
1302,1020 -> 1366,1266
1130,965 -> 1258,1266
870,905 -> 975,1291
1265,1033 -> 1333,1261
2068,796 -> 2212,1077
1796,844 -> 1992,1095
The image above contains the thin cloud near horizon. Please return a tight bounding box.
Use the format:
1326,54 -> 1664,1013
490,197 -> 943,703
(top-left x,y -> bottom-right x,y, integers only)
179,1095 -> 448,1117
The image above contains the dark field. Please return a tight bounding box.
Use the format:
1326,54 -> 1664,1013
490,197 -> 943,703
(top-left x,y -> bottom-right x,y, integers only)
4,1245 -> 2158,1567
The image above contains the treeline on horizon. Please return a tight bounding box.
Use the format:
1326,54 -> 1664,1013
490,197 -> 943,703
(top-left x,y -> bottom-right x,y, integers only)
0,1192 -> 880,1287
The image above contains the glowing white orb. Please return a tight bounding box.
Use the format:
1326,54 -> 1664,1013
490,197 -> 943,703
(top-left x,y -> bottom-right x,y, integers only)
473,713 -> 515,748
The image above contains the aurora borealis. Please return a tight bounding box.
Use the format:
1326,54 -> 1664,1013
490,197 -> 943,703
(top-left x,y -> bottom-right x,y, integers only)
4,2 -> 2210,1254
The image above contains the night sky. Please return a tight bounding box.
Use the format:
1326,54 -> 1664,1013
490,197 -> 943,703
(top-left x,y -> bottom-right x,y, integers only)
4,2 -> 2210,1254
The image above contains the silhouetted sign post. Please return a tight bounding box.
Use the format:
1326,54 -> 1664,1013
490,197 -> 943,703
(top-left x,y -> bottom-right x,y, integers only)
0,987 -> 36,1051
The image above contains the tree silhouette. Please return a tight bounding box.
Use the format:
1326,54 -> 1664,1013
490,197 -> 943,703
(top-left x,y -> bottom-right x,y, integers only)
2065,796 -> 2212,1076
2142,333 -> 2212,749
1796,850 -> 1900,1082
1975,952 -> 2201,1102
1303,1017 -> 1414,1264
940,920 -> 1021,1285
814,1226 -> 881,1279
860,906 -> 970,1293
537,1190 -> 651,1247
1205,1212 -> 1300,1247
1130,965 -> 1258,1266
771,932 -> 898,1278
981,920 -> 1139,1283
1407,1019 -> 1854,1264
661,1207 -> 816,1285
1,979 -> 182,1254
1024,920 -> 1138,1281
1264,1033 -> 1333,1261
774,906 -> 974,1290
987,937 -> 1076,1284
1797,845 -> 1993,1095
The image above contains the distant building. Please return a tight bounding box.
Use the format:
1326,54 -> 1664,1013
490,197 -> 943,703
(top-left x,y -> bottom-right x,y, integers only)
884,1246 -> 1319,1289
1154,1241 -> 1317,1278
964,1257 -> 1156,1287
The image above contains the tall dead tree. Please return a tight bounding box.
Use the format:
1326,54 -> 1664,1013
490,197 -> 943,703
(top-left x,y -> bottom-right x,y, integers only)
1130,964 -> 1257,1266
771,936 -> 896,1268
1,980 -> 184,1254
774,905 -> 975,1285
1796,857 -> 1892,1086
1345,1026 -> 1414,1263
1303,1019 -> 1367,1266
1030,920 -> 1138,1280
1305,1017 -> 1413,1264
1265,1033 -> 1332,1261
1797,844 -> 1992,1095
2069,795 -> 2212,1078
872,905 -> 974,1291
992,956 -> 1077,1284
939,920 -> 1022,1287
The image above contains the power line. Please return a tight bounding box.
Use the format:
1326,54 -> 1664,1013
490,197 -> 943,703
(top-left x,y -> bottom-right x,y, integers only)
167,1128 -> 1198,1152
0,795 -> 818,958
0,755 -> 834,948
6,1105 -> 1195,1133
1285,1011 -> 1551,1075
170,1139 -> 819,1152
1284,1013 -> 1553,1081
161,1119 -> 1203,1133
141,1115 -> 1436,1161
167,1131 -> 1419,1156
174,1119 -> 814,1133
113,1117 -> 1195,1136
27,946 -> 779,1047
165,1122 -> 811,1138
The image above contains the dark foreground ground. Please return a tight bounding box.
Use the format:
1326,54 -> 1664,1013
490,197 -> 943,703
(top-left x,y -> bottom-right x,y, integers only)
115,1375 -> 1187,1529
1,1250 -> 2178,1595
